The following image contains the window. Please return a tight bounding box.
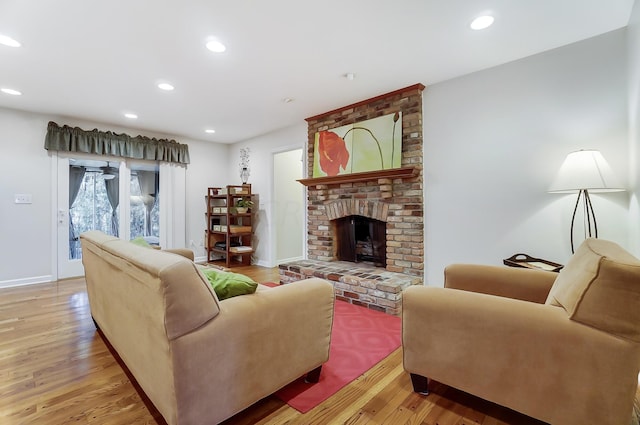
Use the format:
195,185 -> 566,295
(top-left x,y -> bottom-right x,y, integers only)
69,163 -> 120,258
67,160 -> 160,258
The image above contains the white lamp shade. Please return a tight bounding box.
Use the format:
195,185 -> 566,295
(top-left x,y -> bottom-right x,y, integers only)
549,150 -> 624,193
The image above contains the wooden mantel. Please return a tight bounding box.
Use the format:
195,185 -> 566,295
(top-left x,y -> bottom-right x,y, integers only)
297,167 -> 416,186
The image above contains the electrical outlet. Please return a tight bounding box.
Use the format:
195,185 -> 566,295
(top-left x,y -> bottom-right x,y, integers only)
14,194 -> 32,204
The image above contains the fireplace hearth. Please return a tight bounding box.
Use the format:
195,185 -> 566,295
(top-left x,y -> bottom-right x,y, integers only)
278,259 -> 421,315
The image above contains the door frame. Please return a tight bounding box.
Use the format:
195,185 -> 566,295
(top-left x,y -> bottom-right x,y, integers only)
52,153 -> 129,279
271,146 -> 305,266
51,153 -> 187,280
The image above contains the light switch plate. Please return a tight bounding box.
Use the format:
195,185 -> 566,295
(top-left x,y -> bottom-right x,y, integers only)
15,194 -> 32,204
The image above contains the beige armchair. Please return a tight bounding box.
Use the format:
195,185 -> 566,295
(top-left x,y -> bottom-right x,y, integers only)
402,238 -> 640,425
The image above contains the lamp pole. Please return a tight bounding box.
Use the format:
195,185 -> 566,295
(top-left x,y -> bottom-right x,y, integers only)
570,189 -> 598,254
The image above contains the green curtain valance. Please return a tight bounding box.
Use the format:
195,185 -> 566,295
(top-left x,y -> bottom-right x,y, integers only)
44,121 -> 190,164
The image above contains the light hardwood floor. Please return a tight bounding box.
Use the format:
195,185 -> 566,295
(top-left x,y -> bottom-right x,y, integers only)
0,265 -> 546,425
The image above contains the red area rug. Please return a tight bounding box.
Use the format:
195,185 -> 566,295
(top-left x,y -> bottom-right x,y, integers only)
274,295 -> 401,413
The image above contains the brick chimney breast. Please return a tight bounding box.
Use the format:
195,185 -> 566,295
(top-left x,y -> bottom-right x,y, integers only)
304,84 -> 425,279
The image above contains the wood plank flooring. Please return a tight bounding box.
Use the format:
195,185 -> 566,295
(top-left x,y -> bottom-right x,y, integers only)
0,265 -> 547,425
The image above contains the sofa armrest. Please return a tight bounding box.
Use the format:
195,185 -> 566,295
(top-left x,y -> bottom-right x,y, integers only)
444,263 -> 556,303
402,286 -> 640,425
170,278 -> 334,425
163,248 -> 194,261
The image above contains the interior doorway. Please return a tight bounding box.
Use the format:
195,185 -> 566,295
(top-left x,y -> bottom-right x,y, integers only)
273,149 -> 304,264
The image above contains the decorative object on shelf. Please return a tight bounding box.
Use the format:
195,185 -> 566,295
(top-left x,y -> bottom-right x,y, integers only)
549,149 -> 624,253
239,147 -> 250,184
235,198 -> 254,214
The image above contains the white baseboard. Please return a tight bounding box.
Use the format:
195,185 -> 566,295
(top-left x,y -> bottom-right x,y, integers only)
253,259 -> 272,267
276,256 -> 304,265
0,275 -> 54,289
195,257 -> 276,269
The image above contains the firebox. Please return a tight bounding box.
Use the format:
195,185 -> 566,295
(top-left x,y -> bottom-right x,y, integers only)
334,215 -> 386,267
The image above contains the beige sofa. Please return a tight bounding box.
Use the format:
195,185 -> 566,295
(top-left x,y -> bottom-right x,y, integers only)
80,230 -> 334,425
402,238 -> 640,425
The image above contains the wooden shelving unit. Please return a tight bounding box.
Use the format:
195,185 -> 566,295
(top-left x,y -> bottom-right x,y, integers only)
205,184 -> 254,267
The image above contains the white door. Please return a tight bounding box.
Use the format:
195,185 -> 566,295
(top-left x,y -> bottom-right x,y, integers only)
55,155 -> 180,279
56,155 -> 125,278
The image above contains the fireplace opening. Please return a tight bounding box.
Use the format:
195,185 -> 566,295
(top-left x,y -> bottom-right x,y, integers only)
334,215 -> 386,267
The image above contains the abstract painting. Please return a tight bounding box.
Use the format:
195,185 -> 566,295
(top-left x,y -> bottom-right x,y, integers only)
313,112 -> 402,177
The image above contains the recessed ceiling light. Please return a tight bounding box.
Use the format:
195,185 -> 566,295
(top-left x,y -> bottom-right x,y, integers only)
470,15 -> 494,30
124,113 -> 138,119
1,88 -> 22,96
282,97 -> 294,103
205,129 -> 216,134
0,34 -> 21,47
158,82 -> 174,91
206,39 -> 226,53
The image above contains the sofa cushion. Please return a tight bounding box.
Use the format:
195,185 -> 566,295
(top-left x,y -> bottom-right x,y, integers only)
81,231 -> 221,340
199,267 -> 258,300
546,238 -> 640,341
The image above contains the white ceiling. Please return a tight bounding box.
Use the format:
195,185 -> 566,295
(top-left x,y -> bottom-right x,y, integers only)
0,0 -> 634,144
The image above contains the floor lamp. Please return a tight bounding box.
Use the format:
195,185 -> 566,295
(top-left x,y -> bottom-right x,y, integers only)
549,150 -> 624,253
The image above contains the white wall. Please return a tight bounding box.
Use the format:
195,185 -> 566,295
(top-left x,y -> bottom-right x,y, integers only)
183,139 -> 230,261
424,29 -> 629,286
0,107 -> 229,284
628,0 -> 640,257
0,108 -> 53,284
230,123 -> 307,267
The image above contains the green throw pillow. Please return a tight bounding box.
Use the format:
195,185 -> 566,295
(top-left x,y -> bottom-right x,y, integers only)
130,236 -> 152,248
198,267 -> 258,300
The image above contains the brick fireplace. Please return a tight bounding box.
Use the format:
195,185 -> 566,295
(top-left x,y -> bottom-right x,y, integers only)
279,84 -> 425,314
304,84 -> 424,276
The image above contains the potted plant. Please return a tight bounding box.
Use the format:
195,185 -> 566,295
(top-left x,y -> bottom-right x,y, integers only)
235,198 -> 254,214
